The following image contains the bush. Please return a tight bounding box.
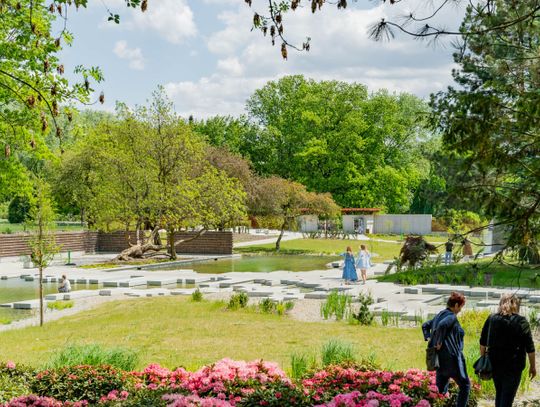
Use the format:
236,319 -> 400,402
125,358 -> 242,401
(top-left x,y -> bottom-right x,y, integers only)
47,301 -> 74,311
321,339 -> 356,367
349,292 -> 374,325
191,289 -> 203,302
227,293 -> 248,310
0,362 -> 35,403
259,298 -> 275,314
238,380 -> 312,406
8,196 -> 31,224
46,344 -> 139,371
528,308 -> 539,332
3,395 -> 88,406
31,365 -> 132,403
289,353 -> 316,380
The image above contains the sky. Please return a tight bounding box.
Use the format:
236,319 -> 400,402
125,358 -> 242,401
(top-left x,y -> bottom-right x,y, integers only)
57,0 -> 464,119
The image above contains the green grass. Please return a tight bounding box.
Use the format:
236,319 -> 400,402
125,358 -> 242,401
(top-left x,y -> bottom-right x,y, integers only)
236,238 -> 403,262
0,296 -> 427,371
378,261 -> 540,289
0,221 -> 84,234
47,300 -> 74,311
78,258 -> 185,269
46,343 -> 139,370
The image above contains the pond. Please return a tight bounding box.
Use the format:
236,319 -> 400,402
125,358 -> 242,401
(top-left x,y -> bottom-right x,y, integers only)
157,254 -> 340,274
0,279 -> 100,323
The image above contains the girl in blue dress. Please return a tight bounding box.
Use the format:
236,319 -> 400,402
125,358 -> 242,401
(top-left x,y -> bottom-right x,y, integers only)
356,244 -> 371,284
340,246 -> 358,283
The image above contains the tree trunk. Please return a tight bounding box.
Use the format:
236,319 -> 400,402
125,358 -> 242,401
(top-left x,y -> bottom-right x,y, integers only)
275,220 -> 287,251
39,265 -> 43,327
168,228 -> 177,260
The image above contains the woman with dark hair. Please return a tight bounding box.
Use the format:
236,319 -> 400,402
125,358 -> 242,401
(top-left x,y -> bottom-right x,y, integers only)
480,294 -> 536,407
422,292 -> 470,407
340,246 -> 358,284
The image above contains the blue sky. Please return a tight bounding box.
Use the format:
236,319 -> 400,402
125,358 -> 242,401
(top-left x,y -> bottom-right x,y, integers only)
57,0 -> 462,118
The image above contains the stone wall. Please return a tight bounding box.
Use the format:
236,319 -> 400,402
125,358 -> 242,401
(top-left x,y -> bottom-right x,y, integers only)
0,231 -> 98,258
0,230 -> 233,258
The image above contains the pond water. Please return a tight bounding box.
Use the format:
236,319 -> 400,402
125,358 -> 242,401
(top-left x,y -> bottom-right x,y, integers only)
159,255 -> 340,274
0,279 -> 100,323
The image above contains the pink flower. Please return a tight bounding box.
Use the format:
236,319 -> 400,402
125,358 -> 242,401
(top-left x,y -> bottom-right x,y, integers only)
6,361 -> 16,369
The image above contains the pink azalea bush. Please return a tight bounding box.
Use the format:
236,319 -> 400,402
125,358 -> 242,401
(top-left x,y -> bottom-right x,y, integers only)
2,359 -> 474,407
302,366 -> 446,405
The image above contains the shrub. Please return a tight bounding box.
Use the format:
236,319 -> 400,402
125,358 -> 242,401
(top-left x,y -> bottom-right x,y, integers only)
238,380 -> 312,406
459,310 -> 490,337
8,196 -> 31,224
163,394 -> 233,407
380,309 -> 390,327
3,395 -> 88,406
99,388 -> 168,407
320,290 -> 351,321
349,293 -> 374,326
259,298 -> 275,314
191,289 -> 203,302
528,308 -> 539,332
31,365 -> 132,403
47,301 -> 74,311
46,344 -> 139,371
321,339 -> 356,367
227,293 -> 248,310
0,362 -> 35,403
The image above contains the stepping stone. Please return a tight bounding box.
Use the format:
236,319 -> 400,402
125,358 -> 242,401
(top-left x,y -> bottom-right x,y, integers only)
45,293 -> 64,301
63,290 -> 97,300
304,291 -> 329,299
147,278 -> 177,286
404,287 -> 421,294
0,303 -> 13,308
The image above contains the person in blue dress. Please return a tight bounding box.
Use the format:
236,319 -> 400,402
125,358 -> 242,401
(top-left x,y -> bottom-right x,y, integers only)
340,246 -> 358,284
356,244 -> 371,284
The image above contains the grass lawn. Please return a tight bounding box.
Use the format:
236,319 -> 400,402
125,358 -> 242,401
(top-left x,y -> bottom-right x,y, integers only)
377,261 -> 540,289
236,238 -> 404,262
0,221 -> 85,234
0,297 -> 429,372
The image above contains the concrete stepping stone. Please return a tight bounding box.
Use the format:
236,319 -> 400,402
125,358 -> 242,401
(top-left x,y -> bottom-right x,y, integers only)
147,278 -> 177,286
63,290 -> 98,300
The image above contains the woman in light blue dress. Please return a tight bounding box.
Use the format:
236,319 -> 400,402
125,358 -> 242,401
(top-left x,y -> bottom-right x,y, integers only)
356,244 -> 371,284
340,246 -> 358,283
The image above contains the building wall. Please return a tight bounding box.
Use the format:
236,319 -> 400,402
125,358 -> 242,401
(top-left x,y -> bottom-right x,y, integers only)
373,214 -> 432,235
298,215 -> 319,232
342,215 -> 375,233
0,230 -> 233,258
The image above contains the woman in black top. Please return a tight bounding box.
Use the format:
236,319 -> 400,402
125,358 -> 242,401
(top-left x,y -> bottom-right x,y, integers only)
480,294 -> 536,407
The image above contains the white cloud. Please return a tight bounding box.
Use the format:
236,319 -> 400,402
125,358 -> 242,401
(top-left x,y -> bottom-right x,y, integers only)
100,0 -> 197,44
131,0 -> 196,44
113,40 -> 145,70
217,57 -> 244,76
163,1 -> 461,118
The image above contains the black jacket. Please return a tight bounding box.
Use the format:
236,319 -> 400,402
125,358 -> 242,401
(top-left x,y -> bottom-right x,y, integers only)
480,313 -> 535,374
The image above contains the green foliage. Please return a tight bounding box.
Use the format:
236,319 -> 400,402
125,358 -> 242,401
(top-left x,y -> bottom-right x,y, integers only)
240,381 -> 313,407
47,300 -> 74,311
321,339 -> 356,367
46,343 -> 139,371
528,308 -> 539,332
31,364 -> 131,403
246,76 -> 433,211
380,309 -> 390,327
191,289 -> 203,302
227,292 -> 249,310
259,298 -> 275,314
431,0 -> 540,262
320,290 -> 351,321
8,196 -> 31,224
289,352 -> 316,380
349,293 -> 374,326
0,363 -> 35,403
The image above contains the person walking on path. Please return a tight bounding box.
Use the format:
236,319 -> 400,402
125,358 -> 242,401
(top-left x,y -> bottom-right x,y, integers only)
422,292 -> 470,407
340,246 -> 358,284
479,294 -> 536,407
356,244 -> 371,284
444,240 -> 454,265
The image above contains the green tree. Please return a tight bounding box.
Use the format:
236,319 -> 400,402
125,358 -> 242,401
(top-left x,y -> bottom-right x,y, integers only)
246,76 -> 432,211
431,0 -> 540,262
26,178 -> 58,326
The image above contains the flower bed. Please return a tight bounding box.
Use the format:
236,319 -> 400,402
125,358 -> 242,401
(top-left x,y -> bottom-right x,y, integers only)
0,360 -> 473,407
